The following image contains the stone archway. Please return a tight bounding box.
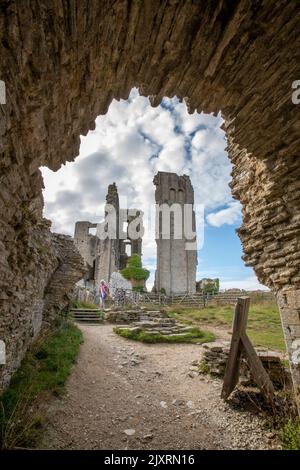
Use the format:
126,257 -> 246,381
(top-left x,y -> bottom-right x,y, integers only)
0,1 -> 300,406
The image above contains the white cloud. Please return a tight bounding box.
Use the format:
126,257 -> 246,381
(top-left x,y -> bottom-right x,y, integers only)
206,202 -> 242,227
41,88 -> 246,289
220,276 -> 269,291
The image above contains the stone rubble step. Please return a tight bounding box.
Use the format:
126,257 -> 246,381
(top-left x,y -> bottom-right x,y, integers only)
73,319 -> 102,324
71,315 -> 101,318
116,326 -> 141,333
70,313 -> 102,317
71,316 -> 102,320
69,308 -> 102,312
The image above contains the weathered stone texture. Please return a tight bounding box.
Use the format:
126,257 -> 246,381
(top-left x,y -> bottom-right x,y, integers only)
201,342 -> 291,391
154,171 -> 197,295
0,2 -> 300,398
43,233 -> 86,326
0,211 -> 85,392
74,183 -> 143,287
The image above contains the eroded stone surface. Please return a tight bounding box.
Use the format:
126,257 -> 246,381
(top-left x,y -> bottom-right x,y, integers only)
74,182 -> 143,288
154,171 -> 197,295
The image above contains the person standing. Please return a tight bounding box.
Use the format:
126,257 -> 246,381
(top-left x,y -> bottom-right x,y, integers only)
99,279 -> 109,309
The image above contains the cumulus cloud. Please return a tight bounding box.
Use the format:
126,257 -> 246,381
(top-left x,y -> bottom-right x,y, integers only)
220,277 -> 269,291
41,88 -> 245,288
206,202 -> 242,227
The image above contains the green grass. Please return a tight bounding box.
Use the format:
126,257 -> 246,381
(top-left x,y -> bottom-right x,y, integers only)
71,300 -> 99,309
0,321 -> 83,449
198,360 -> 210,374
167,301 -> 286,352
114,326 -> 215,344
280,419 -> 300,450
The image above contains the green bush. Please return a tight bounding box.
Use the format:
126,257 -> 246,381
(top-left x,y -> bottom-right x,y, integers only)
133,285 -> 145,293
281,419 -> 300,450
121,254 -> 150,281
202,278 -> 219,294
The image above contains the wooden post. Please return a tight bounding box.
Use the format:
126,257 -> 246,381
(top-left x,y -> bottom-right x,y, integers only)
221,297 -> 249,398
221,297 -> 275,403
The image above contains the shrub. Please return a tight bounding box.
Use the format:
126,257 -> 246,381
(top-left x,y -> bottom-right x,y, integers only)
133,285 -> 144,293
121,254 -> 150,282
280,419 -> 300,450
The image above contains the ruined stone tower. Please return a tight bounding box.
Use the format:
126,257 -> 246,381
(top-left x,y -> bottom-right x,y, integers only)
74,183 -> 143,287
154,172 -> 197,296
94,183 -> 120,284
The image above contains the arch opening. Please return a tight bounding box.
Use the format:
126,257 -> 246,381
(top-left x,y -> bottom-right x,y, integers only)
0,0 -> 299,416
42,89 -> 264,295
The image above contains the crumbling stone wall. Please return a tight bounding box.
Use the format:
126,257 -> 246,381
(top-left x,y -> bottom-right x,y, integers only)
0,197 -> 85,391
0,1 -> 300,402
200,342 -> 291,391
74,183 -> 143,287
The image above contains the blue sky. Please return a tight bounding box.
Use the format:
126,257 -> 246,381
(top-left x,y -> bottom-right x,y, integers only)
41,88 -> 267,291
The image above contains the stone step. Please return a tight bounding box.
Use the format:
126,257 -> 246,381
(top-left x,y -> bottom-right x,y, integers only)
70,313 -> 103,317
71,312 -> 101,315
70,313 -> 102,318
132,321 -> 158,328
73,318 -> 102,323
70,312 -> 102,316
69,308 -> 102,312
116,326 -> 141,333
70,310 -> 103,323
71,315 -> 102,320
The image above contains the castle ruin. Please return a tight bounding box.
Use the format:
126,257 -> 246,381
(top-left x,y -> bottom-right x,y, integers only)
74,183 -> 143,288
154,172 -> 197,295
1,1 -> 300,406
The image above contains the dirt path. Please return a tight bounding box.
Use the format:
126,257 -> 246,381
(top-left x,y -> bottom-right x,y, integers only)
43,324 -> 279,450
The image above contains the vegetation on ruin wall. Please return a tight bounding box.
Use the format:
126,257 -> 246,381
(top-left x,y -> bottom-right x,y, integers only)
121,254 -> 150,282
168,301 -> 285,352
114,326 -> 215,344
0,321 -> 82,449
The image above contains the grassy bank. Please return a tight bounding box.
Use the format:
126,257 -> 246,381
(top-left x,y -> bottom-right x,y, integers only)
167,301 -> 286,351
0,321 -> 82,449
114,326 -> 215,344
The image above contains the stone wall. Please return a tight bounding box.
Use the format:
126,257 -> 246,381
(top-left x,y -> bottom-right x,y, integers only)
154,171 -> 197,295
74,183 -> 143,287
200,342 -> 291,391
42,234 -> 86,326
0,1 -> 299,401
105,309 -> 145,324
0,210 -> 85,392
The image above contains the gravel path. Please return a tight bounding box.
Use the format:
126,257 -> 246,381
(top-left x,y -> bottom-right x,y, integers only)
43,323 -> 279,450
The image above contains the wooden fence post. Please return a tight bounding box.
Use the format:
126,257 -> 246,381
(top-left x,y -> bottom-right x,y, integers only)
221,296 -> 275,404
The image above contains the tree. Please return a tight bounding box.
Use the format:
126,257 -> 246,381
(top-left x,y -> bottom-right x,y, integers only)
202,278 -> 219,294
121,254 -> 150,284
